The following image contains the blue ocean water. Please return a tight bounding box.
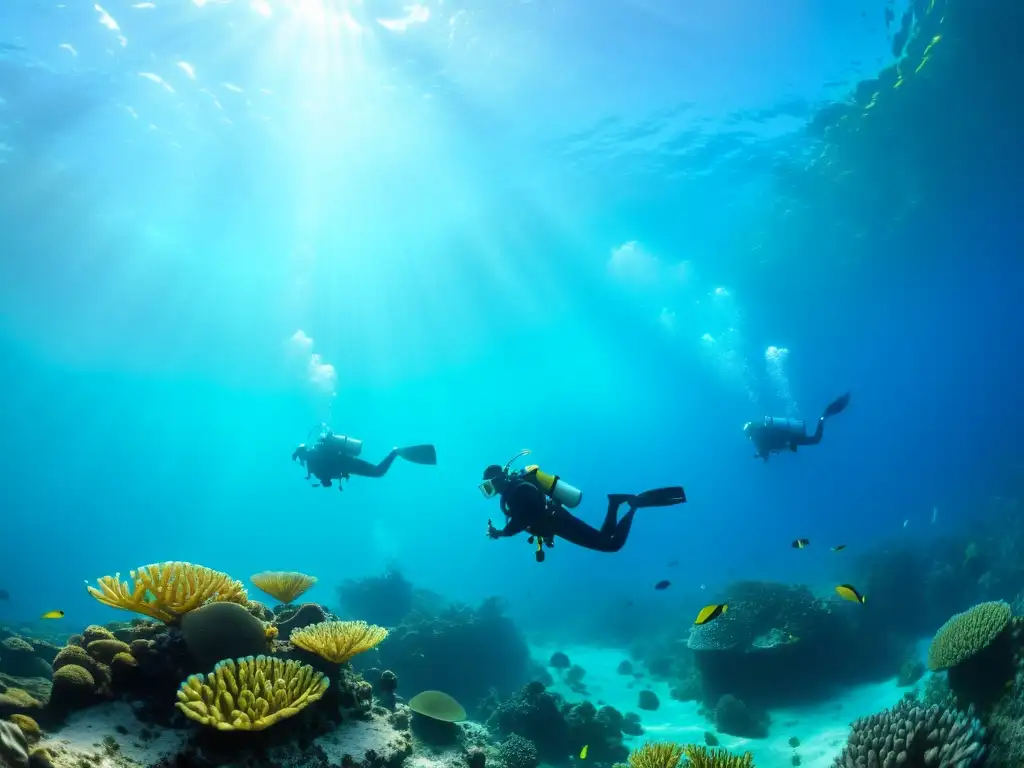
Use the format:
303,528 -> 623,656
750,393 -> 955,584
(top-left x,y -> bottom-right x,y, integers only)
0,0 -> 1020,662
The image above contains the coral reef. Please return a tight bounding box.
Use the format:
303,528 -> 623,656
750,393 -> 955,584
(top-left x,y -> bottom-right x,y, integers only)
832,697 -> 985,767
484,681 -> 630,764
637,690 -> 659,711
175,655 -> 329,731
687,580 -> 855,706
928,601 -> 1014,710
290,621 -> 390,664
549,652 -> 570,670
682,744 -> 754,768
250,571 -> 318,605
498,733 -> 539,768
86,562 -> 249,623
372,597 -> 530,711
0,639 -> 50,680
627,742 -> 682,768
0,718 -> 29,768
713,694 -> 769,739
179,601 -> 271,669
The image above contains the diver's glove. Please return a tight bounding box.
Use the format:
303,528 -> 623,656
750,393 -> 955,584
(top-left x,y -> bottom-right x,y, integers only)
486,519 -> 500,539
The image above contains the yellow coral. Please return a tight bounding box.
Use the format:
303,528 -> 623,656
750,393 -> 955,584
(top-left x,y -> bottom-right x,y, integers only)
264,624 -> 279,641
682,745 -> 754,768
175,655 -> 328,731
628,742 -> 684,768
289,620 -> 388,664
86,562 -> 249,623
250,571 -> 318,604
7,714 -> 41,744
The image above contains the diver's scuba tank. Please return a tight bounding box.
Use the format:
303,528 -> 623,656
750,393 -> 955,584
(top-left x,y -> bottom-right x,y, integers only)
762,417 -> 806,437
523,465 -> 583,509
494,449 -> 583,509
310,425 -> 363,457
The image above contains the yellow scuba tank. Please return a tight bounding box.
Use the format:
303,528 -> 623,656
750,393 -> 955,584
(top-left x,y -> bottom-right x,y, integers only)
524,464 -> 583,509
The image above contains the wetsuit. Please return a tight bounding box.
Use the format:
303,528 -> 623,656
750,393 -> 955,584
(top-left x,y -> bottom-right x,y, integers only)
294,444 -> 399,488
746,392 -> 850,461
489,478 -> 639,553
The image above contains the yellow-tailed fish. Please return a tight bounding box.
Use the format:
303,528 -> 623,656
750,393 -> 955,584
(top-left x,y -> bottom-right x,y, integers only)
580,746 -> 588,760
791,538 -> 809,549
694,604 -> 728,625
40,610 -> 65,619
835,584 -> 866,605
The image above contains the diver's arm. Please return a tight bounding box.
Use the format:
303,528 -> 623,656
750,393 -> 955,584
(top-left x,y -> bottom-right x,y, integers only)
488,518 -> 527,538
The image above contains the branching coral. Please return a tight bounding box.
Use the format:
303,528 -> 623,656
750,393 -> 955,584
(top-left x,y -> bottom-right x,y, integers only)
86,562 -> 248,623
289,620 -> 389,664
682,745 -> 753,768
627,742 -> 684,768
250,571 -> 318,605
175,655 -> 329,731
927,600 -> 1011,671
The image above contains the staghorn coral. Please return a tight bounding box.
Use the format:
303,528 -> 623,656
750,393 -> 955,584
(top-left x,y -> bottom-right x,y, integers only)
86,561 -> 248,623
832,697 -> 985,767
175,654 -> 329,731
250,571 -> 318,604
289,620 -> 389,664
627,742 -> 684,768
682,745 -> 754,768
927,601 -> 1011,671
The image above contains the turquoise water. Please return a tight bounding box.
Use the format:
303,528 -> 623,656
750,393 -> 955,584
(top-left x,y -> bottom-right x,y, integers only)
0,0 -> 1019,652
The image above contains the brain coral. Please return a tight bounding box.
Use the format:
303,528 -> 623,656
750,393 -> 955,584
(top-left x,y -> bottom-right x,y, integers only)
927,600 -> 1012,671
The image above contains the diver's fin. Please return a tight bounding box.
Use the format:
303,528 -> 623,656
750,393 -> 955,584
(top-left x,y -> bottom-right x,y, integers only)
823,392 -> 850,418
631,487 -> 687,508
396,444 -> 437,465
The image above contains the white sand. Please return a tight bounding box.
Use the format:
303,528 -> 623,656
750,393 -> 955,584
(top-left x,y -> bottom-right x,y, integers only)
532,644 -> 910,768
39,701 -> 188,768
315,714 -> 412,764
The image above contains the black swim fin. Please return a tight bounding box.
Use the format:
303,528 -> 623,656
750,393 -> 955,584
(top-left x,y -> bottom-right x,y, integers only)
396,445 -> 437,465
823,392 -> 850,418
630,487 -> 687,508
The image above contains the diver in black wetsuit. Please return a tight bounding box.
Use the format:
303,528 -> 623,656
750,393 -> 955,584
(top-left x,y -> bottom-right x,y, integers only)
743,392 -> 851,462
292,428 -> 437,490
479,453 -> 685,562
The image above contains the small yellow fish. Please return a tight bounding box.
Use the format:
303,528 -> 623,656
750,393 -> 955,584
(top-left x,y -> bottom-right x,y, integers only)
791,538 -> 809,549
580,745 -> 589,760
694,604 -> 728,625
835,584 -> 866,605
40,610 -> 65,620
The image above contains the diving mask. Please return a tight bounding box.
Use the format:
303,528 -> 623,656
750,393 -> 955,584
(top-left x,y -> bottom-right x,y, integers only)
479,449 -> 532,499
478,478 -> 499,499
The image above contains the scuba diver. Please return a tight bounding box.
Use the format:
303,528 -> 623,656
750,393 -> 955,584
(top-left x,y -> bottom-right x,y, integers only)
292,426 -> 437,490
743,392 -> 851,462
480,450 -> 686,562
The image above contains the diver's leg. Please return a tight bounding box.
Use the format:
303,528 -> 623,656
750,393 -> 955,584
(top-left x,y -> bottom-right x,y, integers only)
608,507 -> 637,552
344,450 -> 399,478
550,507 -> 618,552
803,418 -> 825,446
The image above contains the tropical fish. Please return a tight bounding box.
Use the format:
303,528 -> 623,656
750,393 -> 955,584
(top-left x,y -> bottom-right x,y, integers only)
694,604 -> 728,625
580,745 -> 589,760
831,544 -> 847,552
792,538 -> 809,549
40,610 -> 65,619
654,580 -> 671,591
835,585 -> 866,605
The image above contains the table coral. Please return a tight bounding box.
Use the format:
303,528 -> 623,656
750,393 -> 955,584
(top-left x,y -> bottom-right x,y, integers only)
250,571 -> 318,605
290,620 -> 389,664
86,562 -> 248,623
